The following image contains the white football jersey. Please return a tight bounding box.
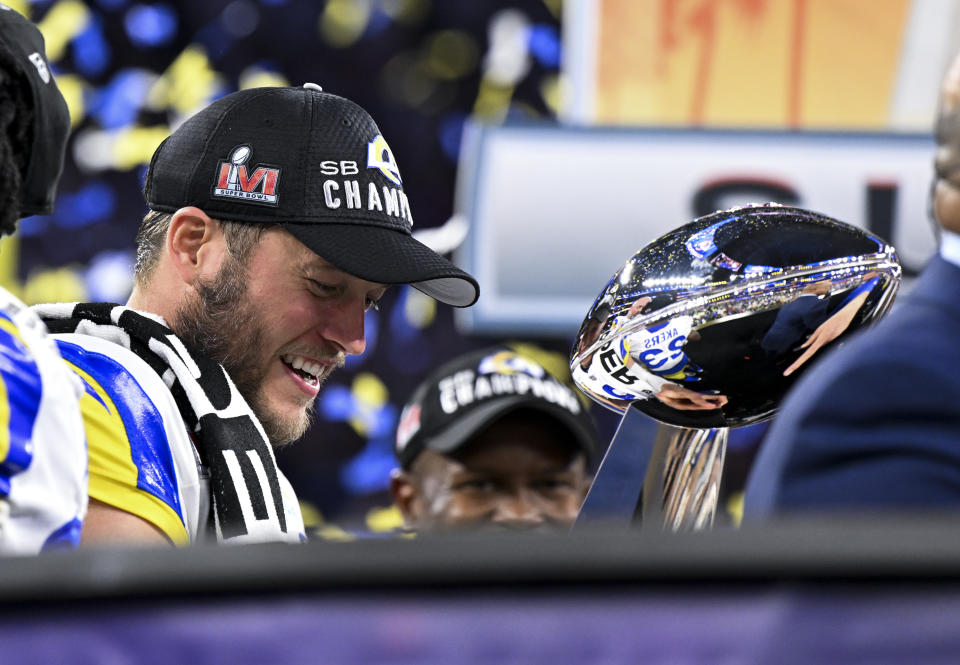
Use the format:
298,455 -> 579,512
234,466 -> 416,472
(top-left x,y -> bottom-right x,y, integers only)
621,315 -> 696,379
572,340 -> 669,403
0,288 -> 87,555
54,333 -> 304,545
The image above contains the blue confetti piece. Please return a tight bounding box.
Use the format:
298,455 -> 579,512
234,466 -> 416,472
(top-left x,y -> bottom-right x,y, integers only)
366,403 -> 398,440
94,0 -> 129,10
387,287 -> 418,344
340,437 -> 397,495
17,215 -> 49,238
124,3 -> 178,48
195,22 -> 234,58
54,182 -> 116,228
438,112 -> 467,162
73,14 -> 111,77
528,23 -> 561,68
364,6 -> 391,39
728,422 -> 770,452
92,69 -> 154,129
319,384 -> 354,421
84,250 -> 135,302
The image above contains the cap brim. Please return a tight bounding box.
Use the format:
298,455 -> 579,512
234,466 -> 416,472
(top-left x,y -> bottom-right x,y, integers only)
284,222 -> 479,307
424,395 -> 596,463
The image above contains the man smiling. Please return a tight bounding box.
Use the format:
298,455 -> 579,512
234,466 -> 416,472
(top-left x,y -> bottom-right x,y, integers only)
40,84 -> 478,546
391,346 -> 597,532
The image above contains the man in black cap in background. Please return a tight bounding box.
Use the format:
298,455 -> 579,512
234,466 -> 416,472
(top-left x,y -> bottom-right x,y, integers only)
38,83 -> 479,546
391,345 -> 597,532
0,5 -> 87,555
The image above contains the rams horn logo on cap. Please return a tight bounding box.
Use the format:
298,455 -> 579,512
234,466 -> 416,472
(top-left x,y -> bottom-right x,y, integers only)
367,135 -> 402,186
477,351 -> 546,379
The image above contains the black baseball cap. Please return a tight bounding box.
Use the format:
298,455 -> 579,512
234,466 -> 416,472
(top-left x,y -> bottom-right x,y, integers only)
144,84 -> 479,307
395,346 -> 598,469
0,4 -> 70,216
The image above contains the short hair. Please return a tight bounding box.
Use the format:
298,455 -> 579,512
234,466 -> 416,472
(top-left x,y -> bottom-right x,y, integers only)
0,44 -> 36,237
133,209 -> 272,285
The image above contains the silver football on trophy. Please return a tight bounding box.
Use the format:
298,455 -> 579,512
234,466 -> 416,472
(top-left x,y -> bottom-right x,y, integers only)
570,203 -> 902,428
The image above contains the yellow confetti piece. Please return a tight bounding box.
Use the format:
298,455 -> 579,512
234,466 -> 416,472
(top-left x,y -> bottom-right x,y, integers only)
297,500 -> 323,530
539,72 -> 567,115
353,372 -> 388,406
472,78 -> 514,121
111,125 -> 171,171
313,524 -> 356,542
424,30 -> 478,80
2,0 -> 29,19
380,0 -> 429,25
507,342 -> 572,384
53,73 -> 86,128
727,492 -> 744,527
239,68 -> 290,90
403,287 -> 435,329
365,504 -> 404,533
319,0 -> 371,49
0,235 -> 20,297
149,45 -> 221,115
37,0 -> 91,62
22,267 -> 86,306
541,0 -> 562,19
348,373 -> 389,436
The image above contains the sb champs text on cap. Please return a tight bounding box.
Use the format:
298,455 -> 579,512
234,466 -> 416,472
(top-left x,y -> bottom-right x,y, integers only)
144,84 -> 478,307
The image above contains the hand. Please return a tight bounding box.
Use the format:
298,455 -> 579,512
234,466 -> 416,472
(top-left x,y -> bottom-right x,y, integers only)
628,296 -> 652,318
783,289 -> 871,376
656,384 -> 728,410
801,280 -> 831,296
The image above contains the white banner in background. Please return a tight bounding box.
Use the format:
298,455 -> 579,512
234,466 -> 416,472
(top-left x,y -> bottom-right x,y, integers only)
454,123 -> 936,337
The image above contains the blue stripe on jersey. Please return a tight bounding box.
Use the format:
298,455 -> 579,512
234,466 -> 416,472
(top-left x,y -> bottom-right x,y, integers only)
55,340 -> 183,521
80,375 -> 108,410
0,312 -> 42,494
41,517 -> 83,550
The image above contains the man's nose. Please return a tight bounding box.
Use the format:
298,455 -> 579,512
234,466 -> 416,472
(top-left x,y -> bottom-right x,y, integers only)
490,489 -> 545,529
319,296 -> 367,356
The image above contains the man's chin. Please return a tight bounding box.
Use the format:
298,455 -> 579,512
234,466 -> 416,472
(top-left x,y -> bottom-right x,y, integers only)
251,400 -> 315,447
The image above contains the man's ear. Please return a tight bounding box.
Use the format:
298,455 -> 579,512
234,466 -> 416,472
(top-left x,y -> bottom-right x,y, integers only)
389,468 -> 422,526
935,179 -> 960,234
167,206 -> 226,285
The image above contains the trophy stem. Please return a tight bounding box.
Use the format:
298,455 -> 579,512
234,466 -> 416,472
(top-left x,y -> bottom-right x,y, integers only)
658,427 -> 728,531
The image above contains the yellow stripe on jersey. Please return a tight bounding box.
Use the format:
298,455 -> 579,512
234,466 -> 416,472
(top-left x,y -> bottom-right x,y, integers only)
65,360 -> 189,545
0,316 -> 39,472
0,317 -> 24,464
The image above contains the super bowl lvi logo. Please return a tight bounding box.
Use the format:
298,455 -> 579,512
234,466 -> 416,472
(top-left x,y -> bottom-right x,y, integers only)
213,145 -> 281,205
367,135 -> 402,185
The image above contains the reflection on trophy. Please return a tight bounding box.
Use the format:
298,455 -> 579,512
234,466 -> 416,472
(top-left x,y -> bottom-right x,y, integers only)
571,203 -> 901,531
